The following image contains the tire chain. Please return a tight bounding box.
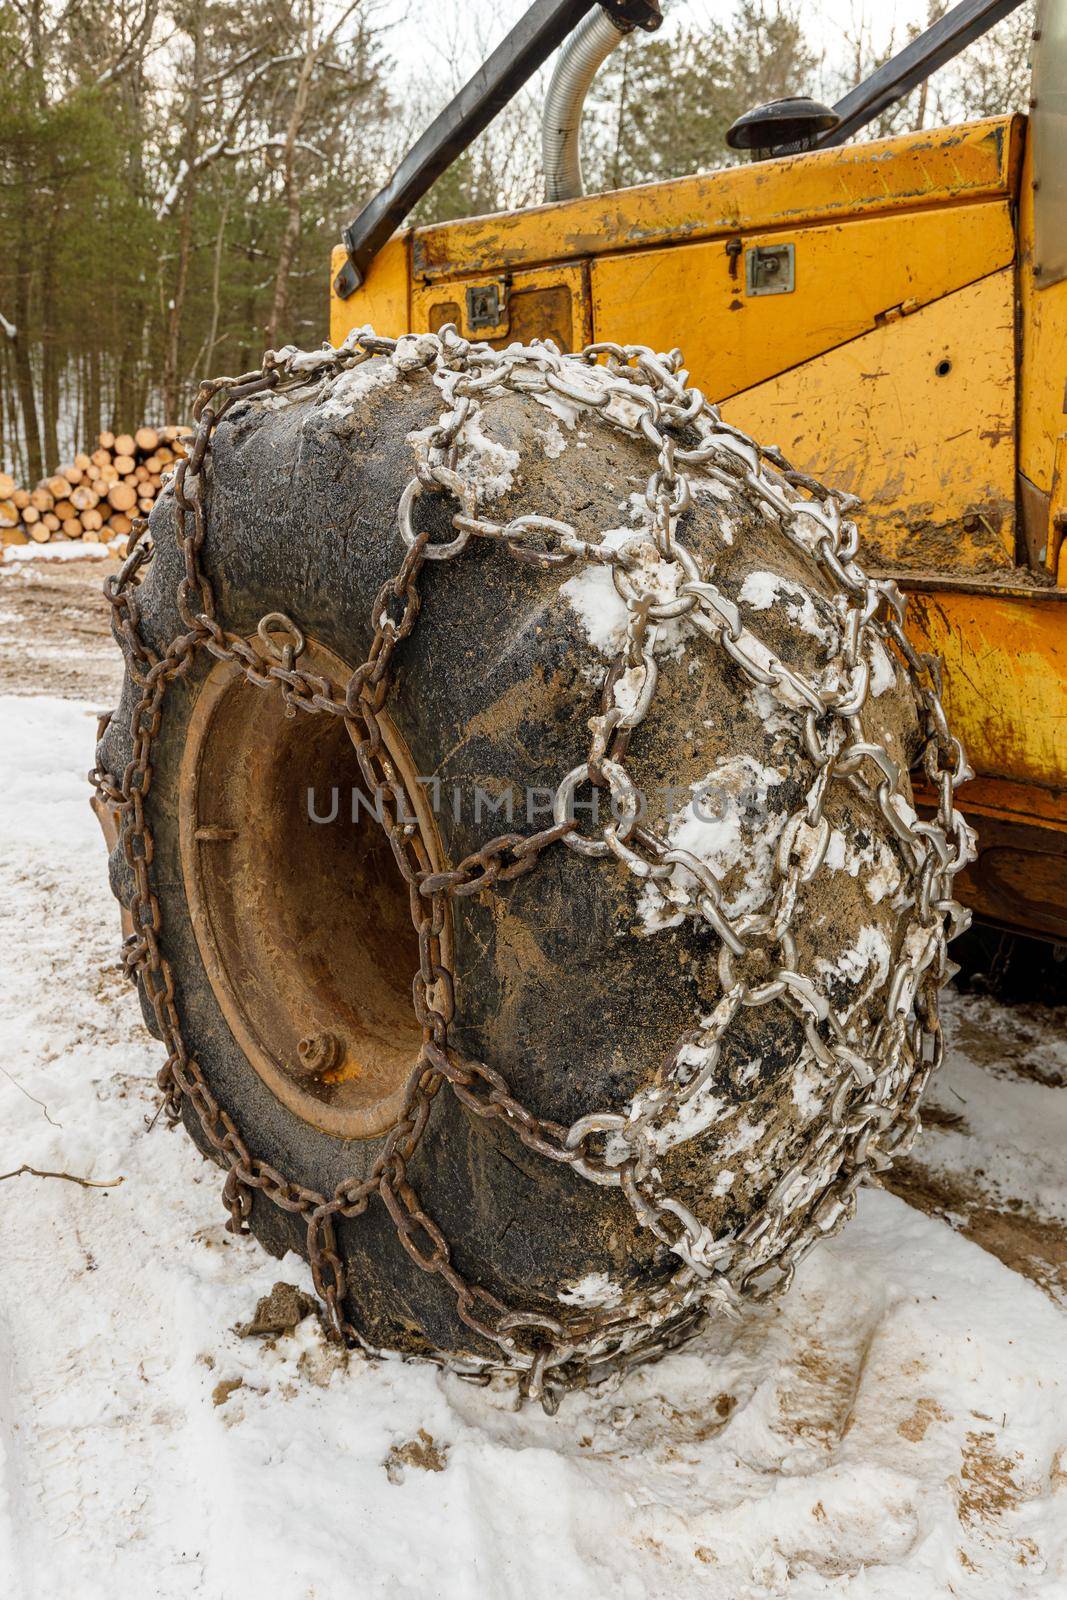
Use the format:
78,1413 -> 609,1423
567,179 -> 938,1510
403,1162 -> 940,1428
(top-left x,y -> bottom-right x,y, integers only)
91,324 -> 974,1412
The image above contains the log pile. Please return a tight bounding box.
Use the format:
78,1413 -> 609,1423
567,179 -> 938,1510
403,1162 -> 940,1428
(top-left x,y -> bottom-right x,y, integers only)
0,425 -> 191,555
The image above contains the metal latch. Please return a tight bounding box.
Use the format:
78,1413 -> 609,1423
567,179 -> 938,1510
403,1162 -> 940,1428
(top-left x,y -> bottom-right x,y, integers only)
745,244 -> 795,296
465,280 -> 509,335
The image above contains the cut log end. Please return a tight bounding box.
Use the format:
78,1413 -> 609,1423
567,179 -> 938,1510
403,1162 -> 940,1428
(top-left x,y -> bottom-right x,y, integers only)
107,482 -> 138,512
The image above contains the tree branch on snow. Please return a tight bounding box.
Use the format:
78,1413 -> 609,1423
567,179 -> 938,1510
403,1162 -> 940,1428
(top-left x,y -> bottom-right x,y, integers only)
156,137 -> 325,219
239,135 -> 326,162
0,1062 -> 58,1125
156,158 -> 189,220
94,0 -> 159,89
203,43 -> 265,87
235,51 -> 360,82
0,1164 -> 124,1189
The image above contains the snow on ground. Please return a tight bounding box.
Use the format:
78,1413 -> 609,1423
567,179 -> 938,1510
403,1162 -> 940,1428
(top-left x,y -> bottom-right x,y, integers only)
1,653 -> 1066,1596
1,537 -> 122,564
0,558 -> 122,702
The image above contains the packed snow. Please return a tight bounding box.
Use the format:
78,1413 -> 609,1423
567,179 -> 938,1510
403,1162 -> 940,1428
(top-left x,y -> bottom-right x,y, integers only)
1,668 -> 1066,1596
315,352 -> 398,418
637,755 -> 789,928
738,570 -> 839,650
2,536 -> 125,564
561,528 -> 699,658
535,419 -> 569,461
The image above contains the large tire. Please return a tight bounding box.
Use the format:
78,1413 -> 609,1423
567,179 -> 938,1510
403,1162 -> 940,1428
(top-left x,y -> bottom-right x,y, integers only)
97,333 -> 964,1399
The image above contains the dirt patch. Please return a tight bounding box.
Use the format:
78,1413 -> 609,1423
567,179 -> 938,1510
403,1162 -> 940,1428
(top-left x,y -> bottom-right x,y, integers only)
384,1429 -> 448,1484
919,1103 -> 968,1132
212,1376 -> 244,1407
954,1431 -> 1023,1525
886,1160 -> 1067,1302
964,1207 -> 1067,1302
0,557 -> 122,701
898,1397 -> 947,1443
237,1281 -> 319,1338
663,1391 -> 737,1448
946,995 -> 1067,1087
776,1334 -> 870,1448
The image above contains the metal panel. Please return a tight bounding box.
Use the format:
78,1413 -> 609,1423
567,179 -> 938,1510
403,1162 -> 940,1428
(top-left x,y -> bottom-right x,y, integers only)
904,585 -> 1067,789
590,201 -> 1014,403
407,118 -> 1021,283
745,243 -> 794,295
721,272 -> 1017,573
329,236 -> 410,347
1033,0 -> 1067,286
411,262 -> 591,350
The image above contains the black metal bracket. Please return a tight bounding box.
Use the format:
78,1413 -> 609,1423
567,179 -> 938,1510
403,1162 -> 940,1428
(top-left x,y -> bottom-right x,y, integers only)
604,0 -> 662,30
334,0 -> 660,299
807,0 -> 1027,151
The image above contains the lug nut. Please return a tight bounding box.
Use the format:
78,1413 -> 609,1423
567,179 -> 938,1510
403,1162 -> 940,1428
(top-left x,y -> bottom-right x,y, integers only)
295,1032 -> 341,1077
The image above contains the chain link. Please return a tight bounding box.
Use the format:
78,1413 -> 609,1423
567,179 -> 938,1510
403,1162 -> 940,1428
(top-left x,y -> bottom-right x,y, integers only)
92,324 -> 974,1410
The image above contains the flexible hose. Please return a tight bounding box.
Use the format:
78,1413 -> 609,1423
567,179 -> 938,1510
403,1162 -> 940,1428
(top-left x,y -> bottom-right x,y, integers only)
542,7 -> 627,202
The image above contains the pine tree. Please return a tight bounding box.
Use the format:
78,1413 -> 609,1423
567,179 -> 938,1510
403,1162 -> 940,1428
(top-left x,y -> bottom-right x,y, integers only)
584,0 -> 819,192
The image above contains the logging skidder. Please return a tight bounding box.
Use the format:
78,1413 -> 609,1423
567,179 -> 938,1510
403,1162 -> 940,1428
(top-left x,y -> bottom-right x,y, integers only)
93,0 -> 1060,1409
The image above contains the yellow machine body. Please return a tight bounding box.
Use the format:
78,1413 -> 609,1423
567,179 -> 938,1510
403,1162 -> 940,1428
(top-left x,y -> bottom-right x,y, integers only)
330,115 -> 1067,941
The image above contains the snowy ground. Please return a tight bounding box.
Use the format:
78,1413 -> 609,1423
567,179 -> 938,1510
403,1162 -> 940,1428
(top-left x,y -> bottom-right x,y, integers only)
1,562 -> 1066,1600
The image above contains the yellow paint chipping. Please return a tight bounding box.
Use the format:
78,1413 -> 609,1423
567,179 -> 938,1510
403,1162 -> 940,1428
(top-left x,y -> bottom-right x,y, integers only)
326,111 -> 1066,919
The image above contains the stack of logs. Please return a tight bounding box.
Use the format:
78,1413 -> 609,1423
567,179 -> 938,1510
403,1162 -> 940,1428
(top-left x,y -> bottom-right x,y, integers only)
0,425 -> 191,554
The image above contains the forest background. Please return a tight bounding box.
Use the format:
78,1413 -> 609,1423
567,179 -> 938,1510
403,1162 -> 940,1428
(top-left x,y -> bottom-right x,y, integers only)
0,0 -> 1035,481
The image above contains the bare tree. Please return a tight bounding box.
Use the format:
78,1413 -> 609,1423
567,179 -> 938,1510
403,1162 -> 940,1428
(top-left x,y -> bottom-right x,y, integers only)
265,0 -> 369,347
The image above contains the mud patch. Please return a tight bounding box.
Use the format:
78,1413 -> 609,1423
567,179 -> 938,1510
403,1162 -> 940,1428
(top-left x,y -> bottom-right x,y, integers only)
384,1429 -> 448,1484
886,1160 -> 1067,1302
0,556 -> 122,700
954,1430 -> 1023,1525
237,1280 -> 320,1339
897,1396 -> 947,1442
776,1331 -> 871,1449
212,1376 -> 244,1407
949,1000 -> 1067,1088
920,1103 -> 968,1132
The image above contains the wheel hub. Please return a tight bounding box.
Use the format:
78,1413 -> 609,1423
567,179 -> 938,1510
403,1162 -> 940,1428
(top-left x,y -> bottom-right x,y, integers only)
178,634 -> 449,1139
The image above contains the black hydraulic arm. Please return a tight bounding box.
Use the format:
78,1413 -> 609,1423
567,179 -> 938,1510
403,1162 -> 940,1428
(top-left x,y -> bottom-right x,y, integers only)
813,0 -> 1029,149
333,0 -> 659,297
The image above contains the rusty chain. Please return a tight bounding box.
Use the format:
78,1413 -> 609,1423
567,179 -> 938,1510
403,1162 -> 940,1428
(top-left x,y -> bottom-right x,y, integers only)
91,324 -> 974,1411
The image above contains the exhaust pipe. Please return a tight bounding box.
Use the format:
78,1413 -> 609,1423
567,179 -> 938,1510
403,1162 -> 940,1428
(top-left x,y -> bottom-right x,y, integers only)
543,2 -> 660,202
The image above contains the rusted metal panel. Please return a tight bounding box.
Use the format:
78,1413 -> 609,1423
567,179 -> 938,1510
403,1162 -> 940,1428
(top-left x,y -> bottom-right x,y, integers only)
908,576 -> 1067,939
407,117 -> 1022,283
922,808 -> 1067,940
591,201 -> 1014,403
722,272 -> 1017,572
411,262 -> 591,349
905,585 -> 1067,789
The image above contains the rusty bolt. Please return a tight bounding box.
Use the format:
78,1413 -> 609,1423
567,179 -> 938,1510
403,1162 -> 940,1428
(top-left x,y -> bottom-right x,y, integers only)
295,1032 -> 342,1078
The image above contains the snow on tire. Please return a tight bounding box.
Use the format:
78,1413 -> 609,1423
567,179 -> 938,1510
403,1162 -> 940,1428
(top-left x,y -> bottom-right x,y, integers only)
94,330 -> 972,1405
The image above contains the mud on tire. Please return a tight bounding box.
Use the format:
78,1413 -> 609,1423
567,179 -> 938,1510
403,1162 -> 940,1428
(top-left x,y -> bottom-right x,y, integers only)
96,333 -> 969,1399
